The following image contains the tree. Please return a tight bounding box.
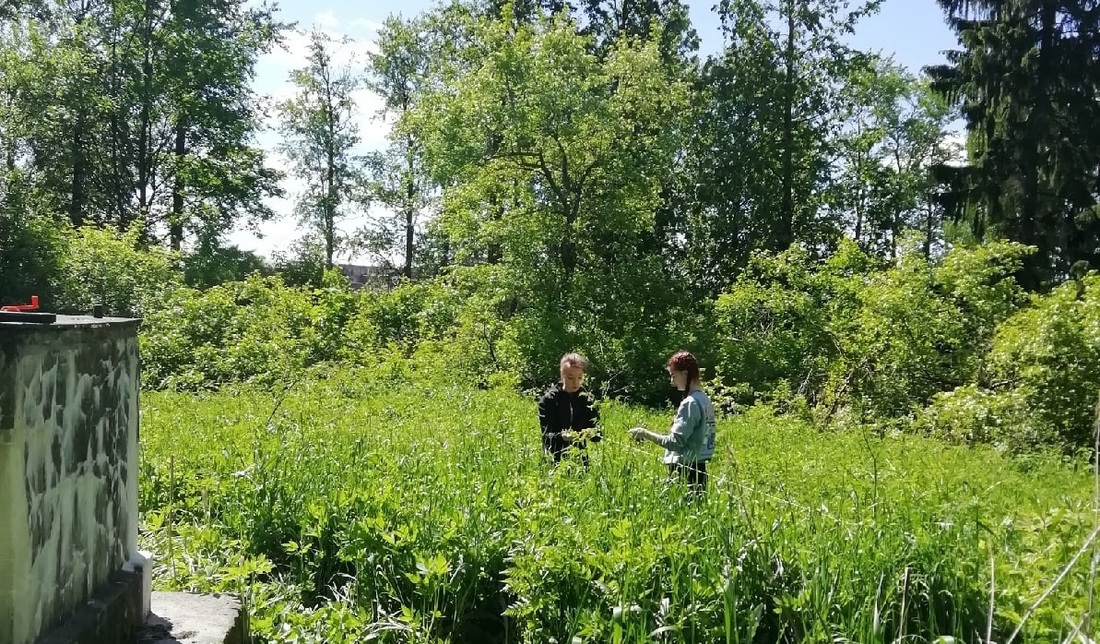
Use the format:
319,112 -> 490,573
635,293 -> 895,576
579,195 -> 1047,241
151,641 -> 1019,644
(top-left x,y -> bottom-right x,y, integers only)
415,7 -> 687,290
928,0 -> 1100,288
156,0 -> 286,251
271,234 -> 327,287
363,15 -> 434,279
410,6 -> 690,389
7,7 -> 116,228
277,29 -> 364,271
677,0 -> 880,295
573,0 -> 699,68
833,58 -> 959,258
0,0 -> 283,251
771,0 -> 883,252
884,78 -> 960,258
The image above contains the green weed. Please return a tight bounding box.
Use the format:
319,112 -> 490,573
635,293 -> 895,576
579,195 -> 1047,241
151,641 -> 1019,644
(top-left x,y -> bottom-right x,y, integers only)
139,369 -> 1098,642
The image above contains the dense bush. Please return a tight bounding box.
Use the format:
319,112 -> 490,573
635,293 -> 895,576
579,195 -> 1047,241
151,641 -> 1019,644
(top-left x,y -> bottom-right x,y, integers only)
122,235 -> 1098,453
918,274 -> 1100,453
55,225 -> 181,317
140,270 -> 468,390
712,243 -> 864,411
0,177 -> 67,308
182,244 -> 271,288
711,239 -> 1030,423
0,217 -> 180,317
823,239 -> 1029,423
140,275 -> 313,390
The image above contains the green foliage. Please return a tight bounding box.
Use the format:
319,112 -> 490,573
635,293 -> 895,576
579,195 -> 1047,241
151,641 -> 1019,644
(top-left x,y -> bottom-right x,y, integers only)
361,280 -> 456,350
920,273 -> 1100,452
0,0 -> 283,247
406,7 -> 696,402
826,238 -> 1029,422
137,235 -> 1085,455
0,204 -> 183,316
11,0 -> 1100,636
53,225 -> 180,317
139,372 -> 1098,643
834,58 -> 958,258
10,0 -> 1093,466
986,275 -> 1100,448
0,188 -> 67,306
140,275 -> 313,390
712,239 -> 1031,426
181,244 -> 271,288
713,243 -> 861,410
361,15 -> 434,278
277,29 -> 363,270
271,235 -> 328,288
928,0 -> 1100,287
913,385 -> 1040,451
140,270 -> 467,390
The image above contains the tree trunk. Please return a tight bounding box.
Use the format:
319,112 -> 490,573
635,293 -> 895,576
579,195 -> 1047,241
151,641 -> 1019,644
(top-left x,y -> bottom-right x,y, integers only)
108,5 -> 130,230
137,0 -> 156,232
560,197 -> 580,297
853,149 -> 863,246
487,189 -> 503,264
325,160 -> 335,271
890,218 -> 899,260
324,61 -> 337,271
777,0 -> 796,251
924,196 -> 934,257
169,118 -> 186,251
403,137 -> 415,279
69,111 -> 86,227
1018,1 -> 1056,289
485,133 -> 505,264
67,0 -> 91,227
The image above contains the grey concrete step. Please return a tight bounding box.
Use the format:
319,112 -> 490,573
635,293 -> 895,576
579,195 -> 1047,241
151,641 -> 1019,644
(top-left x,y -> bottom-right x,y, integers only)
135,592 -> 247,644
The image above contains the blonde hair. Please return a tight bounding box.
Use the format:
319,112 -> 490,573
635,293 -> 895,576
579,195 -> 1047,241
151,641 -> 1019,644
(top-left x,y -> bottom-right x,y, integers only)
559,352 -> 588,372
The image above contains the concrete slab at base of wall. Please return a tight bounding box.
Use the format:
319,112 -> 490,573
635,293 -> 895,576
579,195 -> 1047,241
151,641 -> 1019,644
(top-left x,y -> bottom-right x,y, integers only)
35,569 -> 143,644
136,592 -> 247,644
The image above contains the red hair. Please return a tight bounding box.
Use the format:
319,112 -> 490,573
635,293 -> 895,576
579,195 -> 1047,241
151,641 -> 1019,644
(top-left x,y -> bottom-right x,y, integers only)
666,351 -> 700,383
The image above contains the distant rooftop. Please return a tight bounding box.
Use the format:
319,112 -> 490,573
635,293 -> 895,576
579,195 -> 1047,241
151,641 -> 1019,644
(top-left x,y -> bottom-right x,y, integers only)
338,263 -> 406,290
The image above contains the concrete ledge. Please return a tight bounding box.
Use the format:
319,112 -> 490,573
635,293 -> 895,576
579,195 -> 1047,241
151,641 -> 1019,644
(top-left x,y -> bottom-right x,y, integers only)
136,592 -> 247,644
36,569 -> 143,644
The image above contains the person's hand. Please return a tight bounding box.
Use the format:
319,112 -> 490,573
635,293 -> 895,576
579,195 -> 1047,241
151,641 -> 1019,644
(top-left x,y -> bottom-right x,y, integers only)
561,430 -> 576,444
628,427 -> 647,443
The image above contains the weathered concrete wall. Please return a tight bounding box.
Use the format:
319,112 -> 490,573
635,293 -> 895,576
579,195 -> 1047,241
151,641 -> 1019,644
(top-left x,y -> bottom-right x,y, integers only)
0,317 -> 140,644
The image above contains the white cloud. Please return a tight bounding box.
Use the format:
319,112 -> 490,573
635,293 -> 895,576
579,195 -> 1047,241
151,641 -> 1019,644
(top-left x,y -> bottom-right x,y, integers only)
349,18 -> 384,33
262,26 -> 377,74
314,10 -> 340,29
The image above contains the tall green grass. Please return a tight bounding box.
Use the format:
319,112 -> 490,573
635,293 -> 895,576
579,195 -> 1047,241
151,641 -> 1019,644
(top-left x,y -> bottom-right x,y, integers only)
139,369 -> 1098,642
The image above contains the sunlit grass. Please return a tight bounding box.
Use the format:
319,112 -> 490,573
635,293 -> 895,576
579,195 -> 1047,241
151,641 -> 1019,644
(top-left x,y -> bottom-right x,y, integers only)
138,369 -> 1098,643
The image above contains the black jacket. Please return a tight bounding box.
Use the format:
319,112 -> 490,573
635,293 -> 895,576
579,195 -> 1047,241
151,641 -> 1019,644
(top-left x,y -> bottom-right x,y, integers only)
537,383 -> 602,461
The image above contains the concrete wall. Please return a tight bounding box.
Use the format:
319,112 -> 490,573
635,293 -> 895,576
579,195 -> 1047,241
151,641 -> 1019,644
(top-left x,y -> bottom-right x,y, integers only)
0,318 -> 140,644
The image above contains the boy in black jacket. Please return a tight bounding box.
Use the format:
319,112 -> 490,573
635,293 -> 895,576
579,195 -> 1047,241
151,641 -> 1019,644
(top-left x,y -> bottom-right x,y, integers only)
538,353 -> 602,464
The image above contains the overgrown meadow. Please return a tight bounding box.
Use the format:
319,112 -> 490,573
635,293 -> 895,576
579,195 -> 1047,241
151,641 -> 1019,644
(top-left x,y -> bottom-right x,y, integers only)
8,0 -> 1100,639
139,368 -> 1098,643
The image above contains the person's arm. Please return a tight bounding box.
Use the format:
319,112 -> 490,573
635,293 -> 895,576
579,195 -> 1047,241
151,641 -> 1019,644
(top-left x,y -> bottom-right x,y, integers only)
583,391 -> 602,443
631,397 -> 698,452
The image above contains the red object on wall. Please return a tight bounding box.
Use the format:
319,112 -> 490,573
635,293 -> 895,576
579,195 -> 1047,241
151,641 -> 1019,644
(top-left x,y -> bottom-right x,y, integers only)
1,295 -> 40,312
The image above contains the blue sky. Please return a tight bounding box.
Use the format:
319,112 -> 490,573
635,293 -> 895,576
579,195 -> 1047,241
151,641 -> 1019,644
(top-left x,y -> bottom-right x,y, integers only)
231,0 -> 960,261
